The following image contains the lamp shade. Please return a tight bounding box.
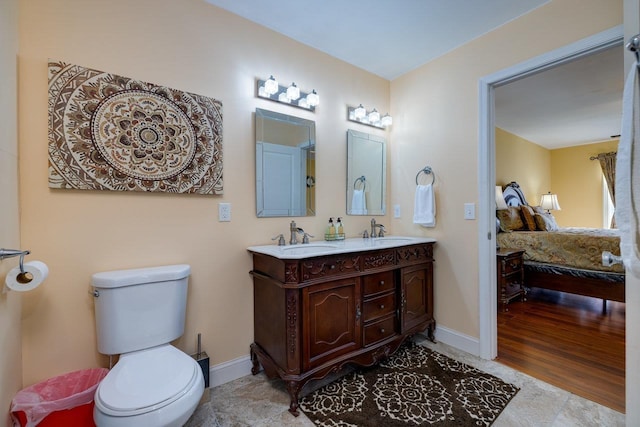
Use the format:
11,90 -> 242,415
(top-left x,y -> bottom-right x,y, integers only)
495,186 -> 508,209
286,82 -> 300,101
264,75 -> 278,95
354,104 -> 366,120
540,193 -> 561,211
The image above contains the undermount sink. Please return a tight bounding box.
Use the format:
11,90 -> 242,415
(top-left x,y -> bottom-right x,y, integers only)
372,237 -> 415,246
279,244 -> 338,255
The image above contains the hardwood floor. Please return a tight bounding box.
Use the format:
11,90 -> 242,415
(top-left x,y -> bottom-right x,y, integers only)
497,287 -> 625,413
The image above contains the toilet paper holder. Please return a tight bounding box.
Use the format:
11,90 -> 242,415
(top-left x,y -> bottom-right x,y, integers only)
0,248 -> 31,274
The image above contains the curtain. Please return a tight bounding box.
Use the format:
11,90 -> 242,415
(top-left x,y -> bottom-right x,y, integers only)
593,151 -> 617,228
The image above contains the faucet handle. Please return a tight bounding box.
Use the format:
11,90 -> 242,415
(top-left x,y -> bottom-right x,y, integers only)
378,226 -> 386,238
362,230 -> 369,239
272,234 -> 286,246
302,232 -> 314,244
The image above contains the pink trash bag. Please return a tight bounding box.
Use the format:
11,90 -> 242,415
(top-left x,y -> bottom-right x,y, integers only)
11,368 -> 108,427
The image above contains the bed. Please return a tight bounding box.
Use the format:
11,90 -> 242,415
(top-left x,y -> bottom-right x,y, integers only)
496,182 -> 625,313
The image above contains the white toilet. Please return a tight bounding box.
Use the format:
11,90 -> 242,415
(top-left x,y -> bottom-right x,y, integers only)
91,264 -> 204,427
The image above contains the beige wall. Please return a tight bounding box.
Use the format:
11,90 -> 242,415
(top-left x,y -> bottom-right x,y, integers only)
390,0 -> 621,338
17,0 -> 390,387
495,127 -> 551,206
496,128 -> 619,228
551,139 -> 619,227
0,0 -> 23,424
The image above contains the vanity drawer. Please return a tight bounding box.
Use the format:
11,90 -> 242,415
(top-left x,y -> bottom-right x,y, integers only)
301,255 -> 362,282
363,293 -> 395,322
362,271 -> 395,296
363,315 -> 396,347
397,244 -> 433,266
362,249 -> 396,271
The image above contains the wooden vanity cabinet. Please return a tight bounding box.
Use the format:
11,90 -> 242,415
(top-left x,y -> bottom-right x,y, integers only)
249,242 -> 435,416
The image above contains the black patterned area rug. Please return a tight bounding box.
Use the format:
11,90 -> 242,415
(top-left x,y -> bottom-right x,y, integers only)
299,343 -> 518,426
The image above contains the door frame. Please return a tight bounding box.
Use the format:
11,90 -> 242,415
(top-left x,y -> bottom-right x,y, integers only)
477,25 -> 624,360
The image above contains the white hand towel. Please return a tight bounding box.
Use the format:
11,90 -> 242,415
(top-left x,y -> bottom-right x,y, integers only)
615,59 -> 640,278
413,184 -> 435,227
351,189 -> 367,215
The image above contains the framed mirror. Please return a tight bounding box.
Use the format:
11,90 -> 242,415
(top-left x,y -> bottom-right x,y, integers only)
255,108 -> 316,217
347,129 -> 386,215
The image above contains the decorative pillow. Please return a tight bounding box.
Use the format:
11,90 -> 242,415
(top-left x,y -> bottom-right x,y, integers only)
532,205 -> 546,215
520,205 -> 537,231
497,207 -> 525,232
534,212 -> 559,231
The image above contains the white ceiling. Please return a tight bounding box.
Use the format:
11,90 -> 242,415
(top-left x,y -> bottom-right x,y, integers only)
495,44 -> 624,149
205,0 -> 624,149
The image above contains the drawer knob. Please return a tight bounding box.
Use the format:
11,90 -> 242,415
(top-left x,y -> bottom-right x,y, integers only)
330,264 -> 336,269
380,328 -> 385,333
379,304 -> 385,309
379,280 -> 385,285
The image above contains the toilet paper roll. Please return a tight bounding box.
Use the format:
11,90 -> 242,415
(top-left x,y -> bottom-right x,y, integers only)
5,260 -> 49,292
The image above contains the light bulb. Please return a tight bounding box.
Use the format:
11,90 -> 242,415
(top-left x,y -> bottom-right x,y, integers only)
286,83 -> 300,101
306,90 -> 319,107
354,104 -> 366,120
381,114 -> 393,127
264,75 -> 278,95
368,109 -> 380,123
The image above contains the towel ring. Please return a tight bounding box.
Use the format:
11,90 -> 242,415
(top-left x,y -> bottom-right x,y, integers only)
415,167 -> 435,186
354,175 -> 366,191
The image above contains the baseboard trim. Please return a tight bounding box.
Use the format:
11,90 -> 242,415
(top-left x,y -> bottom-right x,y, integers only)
433,325 -> 480,357
208,354 -> 253,388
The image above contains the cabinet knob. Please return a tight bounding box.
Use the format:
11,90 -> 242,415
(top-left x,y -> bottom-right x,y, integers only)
330,264 -> 336,269
379,280 -> 385,286
379,304 -> 385,309
380,328 -> 385,334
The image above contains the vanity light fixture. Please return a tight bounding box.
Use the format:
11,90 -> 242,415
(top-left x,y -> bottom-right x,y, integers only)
348,105 -> 392,129
257,76 -> 318,111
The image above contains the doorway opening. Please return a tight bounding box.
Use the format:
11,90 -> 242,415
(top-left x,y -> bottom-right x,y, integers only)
477,25 -> 624,358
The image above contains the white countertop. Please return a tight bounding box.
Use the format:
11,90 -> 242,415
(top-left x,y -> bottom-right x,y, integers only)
247,236 -> 436,260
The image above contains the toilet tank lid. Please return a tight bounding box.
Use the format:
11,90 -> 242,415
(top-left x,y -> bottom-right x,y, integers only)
92,264 -> 191,288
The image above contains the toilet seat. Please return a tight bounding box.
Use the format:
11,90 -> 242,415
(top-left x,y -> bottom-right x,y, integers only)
95,344 -> 200,417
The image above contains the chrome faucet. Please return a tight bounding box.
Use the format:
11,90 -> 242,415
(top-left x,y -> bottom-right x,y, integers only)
370,218 -> 386,238
290,221 -> 299,245
289,221 -> 313,244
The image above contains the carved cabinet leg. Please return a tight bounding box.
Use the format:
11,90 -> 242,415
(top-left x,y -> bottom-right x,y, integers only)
250,346 -> 260,375
285,380 -> 302,416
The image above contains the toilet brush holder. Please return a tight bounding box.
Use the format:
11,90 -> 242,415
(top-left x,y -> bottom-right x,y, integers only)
191,333 -> 210,388
192,351 -> 210,388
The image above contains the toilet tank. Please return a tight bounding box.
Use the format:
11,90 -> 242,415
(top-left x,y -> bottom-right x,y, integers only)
92,264 -> 191,355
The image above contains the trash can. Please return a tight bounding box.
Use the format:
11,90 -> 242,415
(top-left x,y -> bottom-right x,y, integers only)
11,368 -> 109,427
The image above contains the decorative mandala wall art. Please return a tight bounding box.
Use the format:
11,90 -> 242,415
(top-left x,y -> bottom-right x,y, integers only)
48,60 -> 223,194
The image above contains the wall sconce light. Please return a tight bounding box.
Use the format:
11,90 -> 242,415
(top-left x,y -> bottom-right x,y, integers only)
540,192 -> 561,213
257,76 -> 319,111
347,104 -> 392,129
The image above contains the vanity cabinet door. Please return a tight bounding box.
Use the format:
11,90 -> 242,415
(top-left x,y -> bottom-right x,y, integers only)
302,277 -> 362,370
400,263 -> 433,333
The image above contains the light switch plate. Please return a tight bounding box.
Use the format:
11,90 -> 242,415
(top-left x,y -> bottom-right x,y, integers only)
393,204 -> 401,218
218,203 -> 231,222
464,203 -> 475,220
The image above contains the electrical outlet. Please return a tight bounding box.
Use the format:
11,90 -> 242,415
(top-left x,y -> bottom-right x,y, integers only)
218,203 -> 231,222
393,204 -> 401,218
464,203 -> 475,220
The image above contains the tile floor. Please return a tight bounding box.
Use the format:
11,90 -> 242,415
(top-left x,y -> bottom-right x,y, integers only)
185,337 -> 625,426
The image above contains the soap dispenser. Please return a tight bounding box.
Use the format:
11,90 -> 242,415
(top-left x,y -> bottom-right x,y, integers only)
326,218 -> 335,240
337,217 -> 344,239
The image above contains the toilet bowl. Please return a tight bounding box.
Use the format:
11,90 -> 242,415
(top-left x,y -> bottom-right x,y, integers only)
91,265 -> 204,427
94,344 -> 204,427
